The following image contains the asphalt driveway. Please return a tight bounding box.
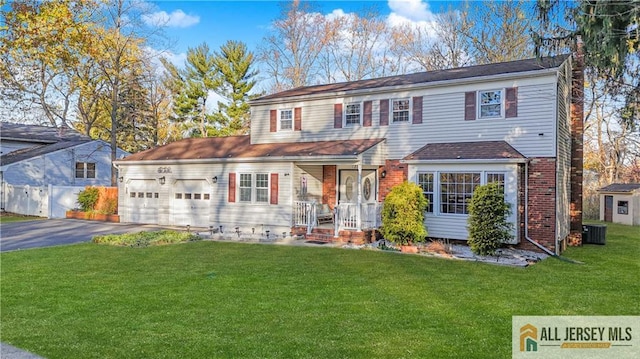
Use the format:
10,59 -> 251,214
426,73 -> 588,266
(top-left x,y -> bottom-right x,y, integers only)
0,219 -> 173,252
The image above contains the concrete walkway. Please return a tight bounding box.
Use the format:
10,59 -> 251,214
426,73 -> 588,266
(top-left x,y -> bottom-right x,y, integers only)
0,343 -> 45,359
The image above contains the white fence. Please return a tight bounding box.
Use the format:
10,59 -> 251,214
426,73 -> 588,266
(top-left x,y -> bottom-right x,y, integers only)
1,184 -> 84,218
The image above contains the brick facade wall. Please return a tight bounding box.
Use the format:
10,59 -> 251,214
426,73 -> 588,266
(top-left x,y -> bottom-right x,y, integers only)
322,165 -> 337,209
523,158 -> 557,252
378,159 -> 408,201
569,50 -> 585,246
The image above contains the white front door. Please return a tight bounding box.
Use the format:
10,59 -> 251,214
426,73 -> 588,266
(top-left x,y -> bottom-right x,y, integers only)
126,180 -> 159,224
171,179 -> 210,227
338,170 -> 376,204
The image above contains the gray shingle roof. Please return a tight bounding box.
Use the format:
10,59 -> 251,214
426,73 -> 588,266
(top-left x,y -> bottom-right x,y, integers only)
0,121 -> 89,143
255,55 -> 570,101
598,183 -> 640,193
404,141 -> 526,161
1,140 -> 90,166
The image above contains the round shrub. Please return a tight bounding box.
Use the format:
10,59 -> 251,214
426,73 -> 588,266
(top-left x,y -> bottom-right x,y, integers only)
77,186 -> 100,212
380,181 -> 428,245
467,182 -> 513,255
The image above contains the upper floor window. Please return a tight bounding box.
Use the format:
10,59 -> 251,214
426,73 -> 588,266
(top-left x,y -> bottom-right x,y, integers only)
279,109 -> 293,130
75,162 -> 95,179
392,99 -> 410,122
479,90 -> 503,119
344,103 -> 361,126
416,172 -> 434,213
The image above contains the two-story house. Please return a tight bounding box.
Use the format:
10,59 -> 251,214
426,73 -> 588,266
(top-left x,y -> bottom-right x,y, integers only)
115,54 -> 584,254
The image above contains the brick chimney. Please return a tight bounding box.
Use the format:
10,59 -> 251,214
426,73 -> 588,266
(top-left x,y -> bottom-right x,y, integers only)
568,39 -> 585,246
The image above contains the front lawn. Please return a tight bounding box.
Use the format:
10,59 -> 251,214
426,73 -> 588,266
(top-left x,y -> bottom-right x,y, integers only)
1,222 -> 638,358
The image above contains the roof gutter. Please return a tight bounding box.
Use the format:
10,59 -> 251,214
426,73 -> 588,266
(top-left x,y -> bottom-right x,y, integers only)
114,155 -> 362,166
401,158 -> 527,165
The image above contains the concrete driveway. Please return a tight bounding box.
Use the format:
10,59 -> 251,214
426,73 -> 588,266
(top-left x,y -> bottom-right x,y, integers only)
0,219 -> 173,252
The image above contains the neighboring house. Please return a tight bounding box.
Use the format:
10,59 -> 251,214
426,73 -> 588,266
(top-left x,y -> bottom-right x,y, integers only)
1,122 -> 129,215
598,183 -> 640,226
115,55 -> 584,254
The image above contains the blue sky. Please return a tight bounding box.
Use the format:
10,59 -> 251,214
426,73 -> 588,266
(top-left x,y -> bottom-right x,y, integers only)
146,0 -> 463,66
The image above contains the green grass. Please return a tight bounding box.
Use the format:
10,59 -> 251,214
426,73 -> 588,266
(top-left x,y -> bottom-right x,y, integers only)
0,214 -> 46,223
1,222 -> 638,358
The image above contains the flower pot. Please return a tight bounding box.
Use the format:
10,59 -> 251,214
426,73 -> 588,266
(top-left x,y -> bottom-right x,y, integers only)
401,245 -> 419,253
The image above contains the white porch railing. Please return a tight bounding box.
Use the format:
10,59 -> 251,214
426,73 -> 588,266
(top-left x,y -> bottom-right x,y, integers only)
335,203 -> 381,231
293,201 -> 317,234
294,201 -> 382,235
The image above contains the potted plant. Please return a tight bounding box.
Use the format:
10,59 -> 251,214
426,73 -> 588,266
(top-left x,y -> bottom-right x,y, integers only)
380,181 -> 428,253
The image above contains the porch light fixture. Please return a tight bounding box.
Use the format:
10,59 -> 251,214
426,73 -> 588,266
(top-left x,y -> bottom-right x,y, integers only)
212,176 -> 218,184
159,176 -> 166,185
118,176 -> 124,183
380,170 -> 387,179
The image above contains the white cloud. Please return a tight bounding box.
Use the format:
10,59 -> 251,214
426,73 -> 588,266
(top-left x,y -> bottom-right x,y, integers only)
387,0 -> 435,23
386,0 -> 438,39
142,9 -> 200,28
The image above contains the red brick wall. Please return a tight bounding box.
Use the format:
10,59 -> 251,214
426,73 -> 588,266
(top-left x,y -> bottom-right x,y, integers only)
526,158 -> 557,251
378,160 -> 408,201
569,50 -> 585,246
322,165 -> 337,209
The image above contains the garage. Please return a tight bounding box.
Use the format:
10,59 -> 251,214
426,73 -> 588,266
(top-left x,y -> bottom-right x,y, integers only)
126,179 -> 159,224
171,179 -> 211,227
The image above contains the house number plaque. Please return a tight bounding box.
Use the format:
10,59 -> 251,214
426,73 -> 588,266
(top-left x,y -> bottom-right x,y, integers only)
157,166 -> 172,173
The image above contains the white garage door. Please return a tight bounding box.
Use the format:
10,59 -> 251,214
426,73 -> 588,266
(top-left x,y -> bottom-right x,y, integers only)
171,179 -> 211,227
127,179 -> 159,224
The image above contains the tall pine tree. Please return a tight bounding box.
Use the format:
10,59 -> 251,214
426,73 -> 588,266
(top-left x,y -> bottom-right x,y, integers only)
210,40 -> 261,136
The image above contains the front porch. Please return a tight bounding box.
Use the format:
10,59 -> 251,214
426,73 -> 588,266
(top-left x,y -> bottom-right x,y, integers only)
292,201 -> 382,243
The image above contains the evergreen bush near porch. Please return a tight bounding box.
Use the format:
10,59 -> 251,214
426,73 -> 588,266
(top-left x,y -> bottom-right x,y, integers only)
380,181 -> 428,245
467,182 -> 513,255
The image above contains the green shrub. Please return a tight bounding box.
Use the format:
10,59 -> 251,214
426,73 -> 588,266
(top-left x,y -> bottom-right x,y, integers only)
77,187 -> 100,212
380,181 -> 428,245
92,230 -> 201,247
467,182 -> 513,255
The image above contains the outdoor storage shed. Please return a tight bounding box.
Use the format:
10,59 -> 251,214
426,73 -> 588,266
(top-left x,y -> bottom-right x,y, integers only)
598,183 -> 640,226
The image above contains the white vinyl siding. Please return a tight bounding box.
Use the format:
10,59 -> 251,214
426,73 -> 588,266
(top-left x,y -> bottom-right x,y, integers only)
250,74 -> 559,159
555,59 -> 572,241
117,162 -> 292,233
1,140 -> 124,187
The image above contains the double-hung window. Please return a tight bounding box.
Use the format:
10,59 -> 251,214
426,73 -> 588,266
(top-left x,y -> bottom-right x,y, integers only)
417,172 -> 434,213
75,162 -> 96,179
392,99 -> 410,122
279,109 -> 293,130
239,173 -> 269,203
479,90 -> 503,119
344,103 -> 361,126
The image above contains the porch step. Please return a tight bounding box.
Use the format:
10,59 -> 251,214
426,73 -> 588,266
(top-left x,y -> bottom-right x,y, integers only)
305,228 -> 335,243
